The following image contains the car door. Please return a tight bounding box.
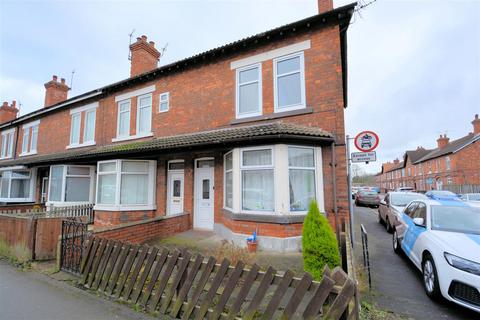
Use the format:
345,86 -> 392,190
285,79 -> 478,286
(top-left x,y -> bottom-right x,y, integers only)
402,202 -> 427,268
379,193 -> 389,220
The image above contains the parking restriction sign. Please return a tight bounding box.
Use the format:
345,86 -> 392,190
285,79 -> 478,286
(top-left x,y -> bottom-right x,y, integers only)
354,131 -> 379,152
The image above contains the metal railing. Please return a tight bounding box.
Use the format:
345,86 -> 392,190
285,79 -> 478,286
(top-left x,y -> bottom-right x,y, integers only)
360,224 -> 372,289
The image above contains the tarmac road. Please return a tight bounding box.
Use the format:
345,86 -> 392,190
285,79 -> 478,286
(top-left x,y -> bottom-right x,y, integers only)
0,260 -> 154,320
353,205 -> 479,320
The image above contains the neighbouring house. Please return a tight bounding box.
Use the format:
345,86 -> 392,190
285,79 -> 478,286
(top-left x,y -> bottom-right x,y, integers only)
0,0 -> 355,251
376,114 -> 480,193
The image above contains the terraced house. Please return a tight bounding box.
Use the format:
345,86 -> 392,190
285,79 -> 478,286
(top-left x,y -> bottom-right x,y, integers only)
0,0 -> 355,251
376,114 -> 480,193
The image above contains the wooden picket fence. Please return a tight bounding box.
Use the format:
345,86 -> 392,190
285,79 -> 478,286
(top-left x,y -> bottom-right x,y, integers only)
79,236 -> 358,320
0,204 -> 94,224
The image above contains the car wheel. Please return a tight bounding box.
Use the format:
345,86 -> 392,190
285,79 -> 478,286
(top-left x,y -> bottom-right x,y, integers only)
393,229 -> 402,254
422,254 -> 441,300
386,218 -> 392,233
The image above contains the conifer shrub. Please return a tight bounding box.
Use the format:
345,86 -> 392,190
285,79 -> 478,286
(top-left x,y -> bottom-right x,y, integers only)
302,200 -> 340,280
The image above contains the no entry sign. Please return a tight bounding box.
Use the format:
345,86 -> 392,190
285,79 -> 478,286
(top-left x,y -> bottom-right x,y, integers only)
354,131 -> 379,152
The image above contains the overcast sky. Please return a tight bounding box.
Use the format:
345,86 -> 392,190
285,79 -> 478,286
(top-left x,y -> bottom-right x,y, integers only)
1,0 -> 479,173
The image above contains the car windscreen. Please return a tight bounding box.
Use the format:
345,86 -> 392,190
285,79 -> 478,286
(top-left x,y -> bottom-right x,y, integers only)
391,194 -> 425,206
431,191 -> 457,196
431,205 -> 480,235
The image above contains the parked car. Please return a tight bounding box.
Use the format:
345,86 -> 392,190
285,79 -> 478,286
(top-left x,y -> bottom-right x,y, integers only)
351,186 -> 360,199
395,186 -> 414,192
393,199 -> 480,313
378,192 -> 428,232
355,190 -> 380,208
460,193 -> 480,203
425,190 -> 460,200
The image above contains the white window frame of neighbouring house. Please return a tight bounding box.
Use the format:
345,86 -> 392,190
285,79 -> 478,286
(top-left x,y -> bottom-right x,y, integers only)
95,159 -> 156,211
0,128 -> 15,159
0,167 -> 36,202
20,120 -> 40,156
67,102 -> 98,149
47,165 -> 96,206
223,144 -> 324,215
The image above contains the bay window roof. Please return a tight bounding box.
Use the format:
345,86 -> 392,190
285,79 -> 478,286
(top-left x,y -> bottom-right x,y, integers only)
0,122 -> 333,167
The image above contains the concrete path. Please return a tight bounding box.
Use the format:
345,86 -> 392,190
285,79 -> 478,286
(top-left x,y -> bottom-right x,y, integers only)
0,260 -> 153,320
353,205 -> 478,320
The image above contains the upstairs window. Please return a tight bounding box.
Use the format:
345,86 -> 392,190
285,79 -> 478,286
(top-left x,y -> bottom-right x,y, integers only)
274,52 -> 305,112
137,94 -> 152,134
117,100 -> 131,138
159,92 -> 169,112
21,121 -> 40,156
236,64 -> 262,118
83,109 -> 96,143
0,129 -> 15,159
70,113 -> 81,145
445,157 -> 451,171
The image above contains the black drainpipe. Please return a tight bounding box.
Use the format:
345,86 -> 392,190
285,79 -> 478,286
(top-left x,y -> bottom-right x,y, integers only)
331,141 -> 340,244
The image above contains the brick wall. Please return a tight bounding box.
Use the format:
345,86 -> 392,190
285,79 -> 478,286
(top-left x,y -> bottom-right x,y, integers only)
94,213 -> 189,244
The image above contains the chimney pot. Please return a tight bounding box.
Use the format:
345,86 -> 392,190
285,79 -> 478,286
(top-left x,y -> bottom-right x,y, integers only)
2,101 -> 8,107
60,78 -> 66,84
472,113 -> 480,134
11,100 -> 16,108
52,75 -> 58,82
437,134 -> 450,149
129,34 -> 161,77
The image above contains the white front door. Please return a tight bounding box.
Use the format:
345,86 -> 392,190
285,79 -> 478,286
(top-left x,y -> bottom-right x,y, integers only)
194,159 -> 215,230
167,171 -> 184,215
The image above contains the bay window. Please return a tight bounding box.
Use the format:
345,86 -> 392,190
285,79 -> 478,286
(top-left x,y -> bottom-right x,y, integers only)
48,165 -> 95,204
274,52 -> 305,112
224,145 -> 323,215
224,152 -> 233,209
288,147 -> 316,211
0,169 -> 35,202
241,148 -> 274,212
236,64 -> 262,118
96,160 -> 156,210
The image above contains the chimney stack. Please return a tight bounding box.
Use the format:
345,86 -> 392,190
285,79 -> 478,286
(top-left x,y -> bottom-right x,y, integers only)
393,158 -> 399,164
44,75 -> 70,107
0,100 -> 20,124
318,0 -> 333,13
129,35 -> 161,77
472,114 -> 480,135
436,134 -> 450,149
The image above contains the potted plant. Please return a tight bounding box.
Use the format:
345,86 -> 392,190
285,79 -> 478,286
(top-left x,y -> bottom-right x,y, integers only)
246,231 -> 258,253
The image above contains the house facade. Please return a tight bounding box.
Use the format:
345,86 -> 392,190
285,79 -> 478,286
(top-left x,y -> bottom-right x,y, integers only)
376,114 -> 480,193
0,1 -> 355,251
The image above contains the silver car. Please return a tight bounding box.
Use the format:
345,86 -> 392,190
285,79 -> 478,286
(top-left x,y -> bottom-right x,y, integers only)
378,192 -> 428,233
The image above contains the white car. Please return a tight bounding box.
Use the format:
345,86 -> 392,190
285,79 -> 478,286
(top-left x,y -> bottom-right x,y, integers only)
393,199 -> 480,313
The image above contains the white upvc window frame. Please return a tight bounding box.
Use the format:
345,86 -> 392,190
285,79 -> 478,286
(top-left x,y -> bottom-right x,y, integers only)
240,146 -> 275,214
47,165 -> 96,206
21,128 -> 29,155
445,156 -> 451,171
0,128 -> 15,159
83,108 -> 96,144
20,120 -> 40,156
287,145 -> 317,213
69,112 -> 81,147
136,93 -> 153,135
235,63 -> 262,119
159,92 -> 169,113
0,168 -> 36,202
273,51 -> 306,113
94,159 -> 156,211
30,125 -> 39,154
223,151 -> 233,210
116,99 -> 131,139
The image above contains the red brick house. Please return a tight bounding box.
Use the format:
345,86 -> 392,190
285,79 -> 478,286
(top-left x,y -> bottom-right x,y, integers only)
0,1 -> 355,251
376,114 -> 480,193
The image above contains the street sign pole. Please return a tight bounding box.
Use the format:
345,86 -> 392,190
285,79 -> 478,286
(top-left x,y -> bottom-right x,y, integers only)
346,135 -> 355,246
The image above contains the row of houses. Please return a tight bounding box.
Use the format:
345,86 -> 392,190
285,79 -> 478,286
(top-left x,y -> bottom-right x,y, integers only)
376,114 -> 480,193
0,0 -> 355,251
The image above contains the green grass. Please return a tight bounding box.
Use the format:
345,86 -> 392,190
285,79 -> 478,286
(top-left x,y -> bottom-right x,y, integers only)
0,239 -> 31,268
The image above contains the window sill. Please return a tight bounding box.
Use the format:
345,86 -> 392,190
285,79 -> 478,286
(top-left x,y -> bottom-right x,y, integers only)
94,204 -> 156,212
0,156 -> 13,161
0,198 -> 34,203
230,107 -> 312,125
112,132 -> 153,143
19,151 -> 38,157
67,141 -> 96,149
222,208 -> 306,224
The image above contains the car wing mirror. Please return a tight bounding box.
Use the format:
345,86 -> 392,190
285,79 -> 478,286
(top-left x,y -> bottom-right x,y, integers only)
413,217 -> 425,227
